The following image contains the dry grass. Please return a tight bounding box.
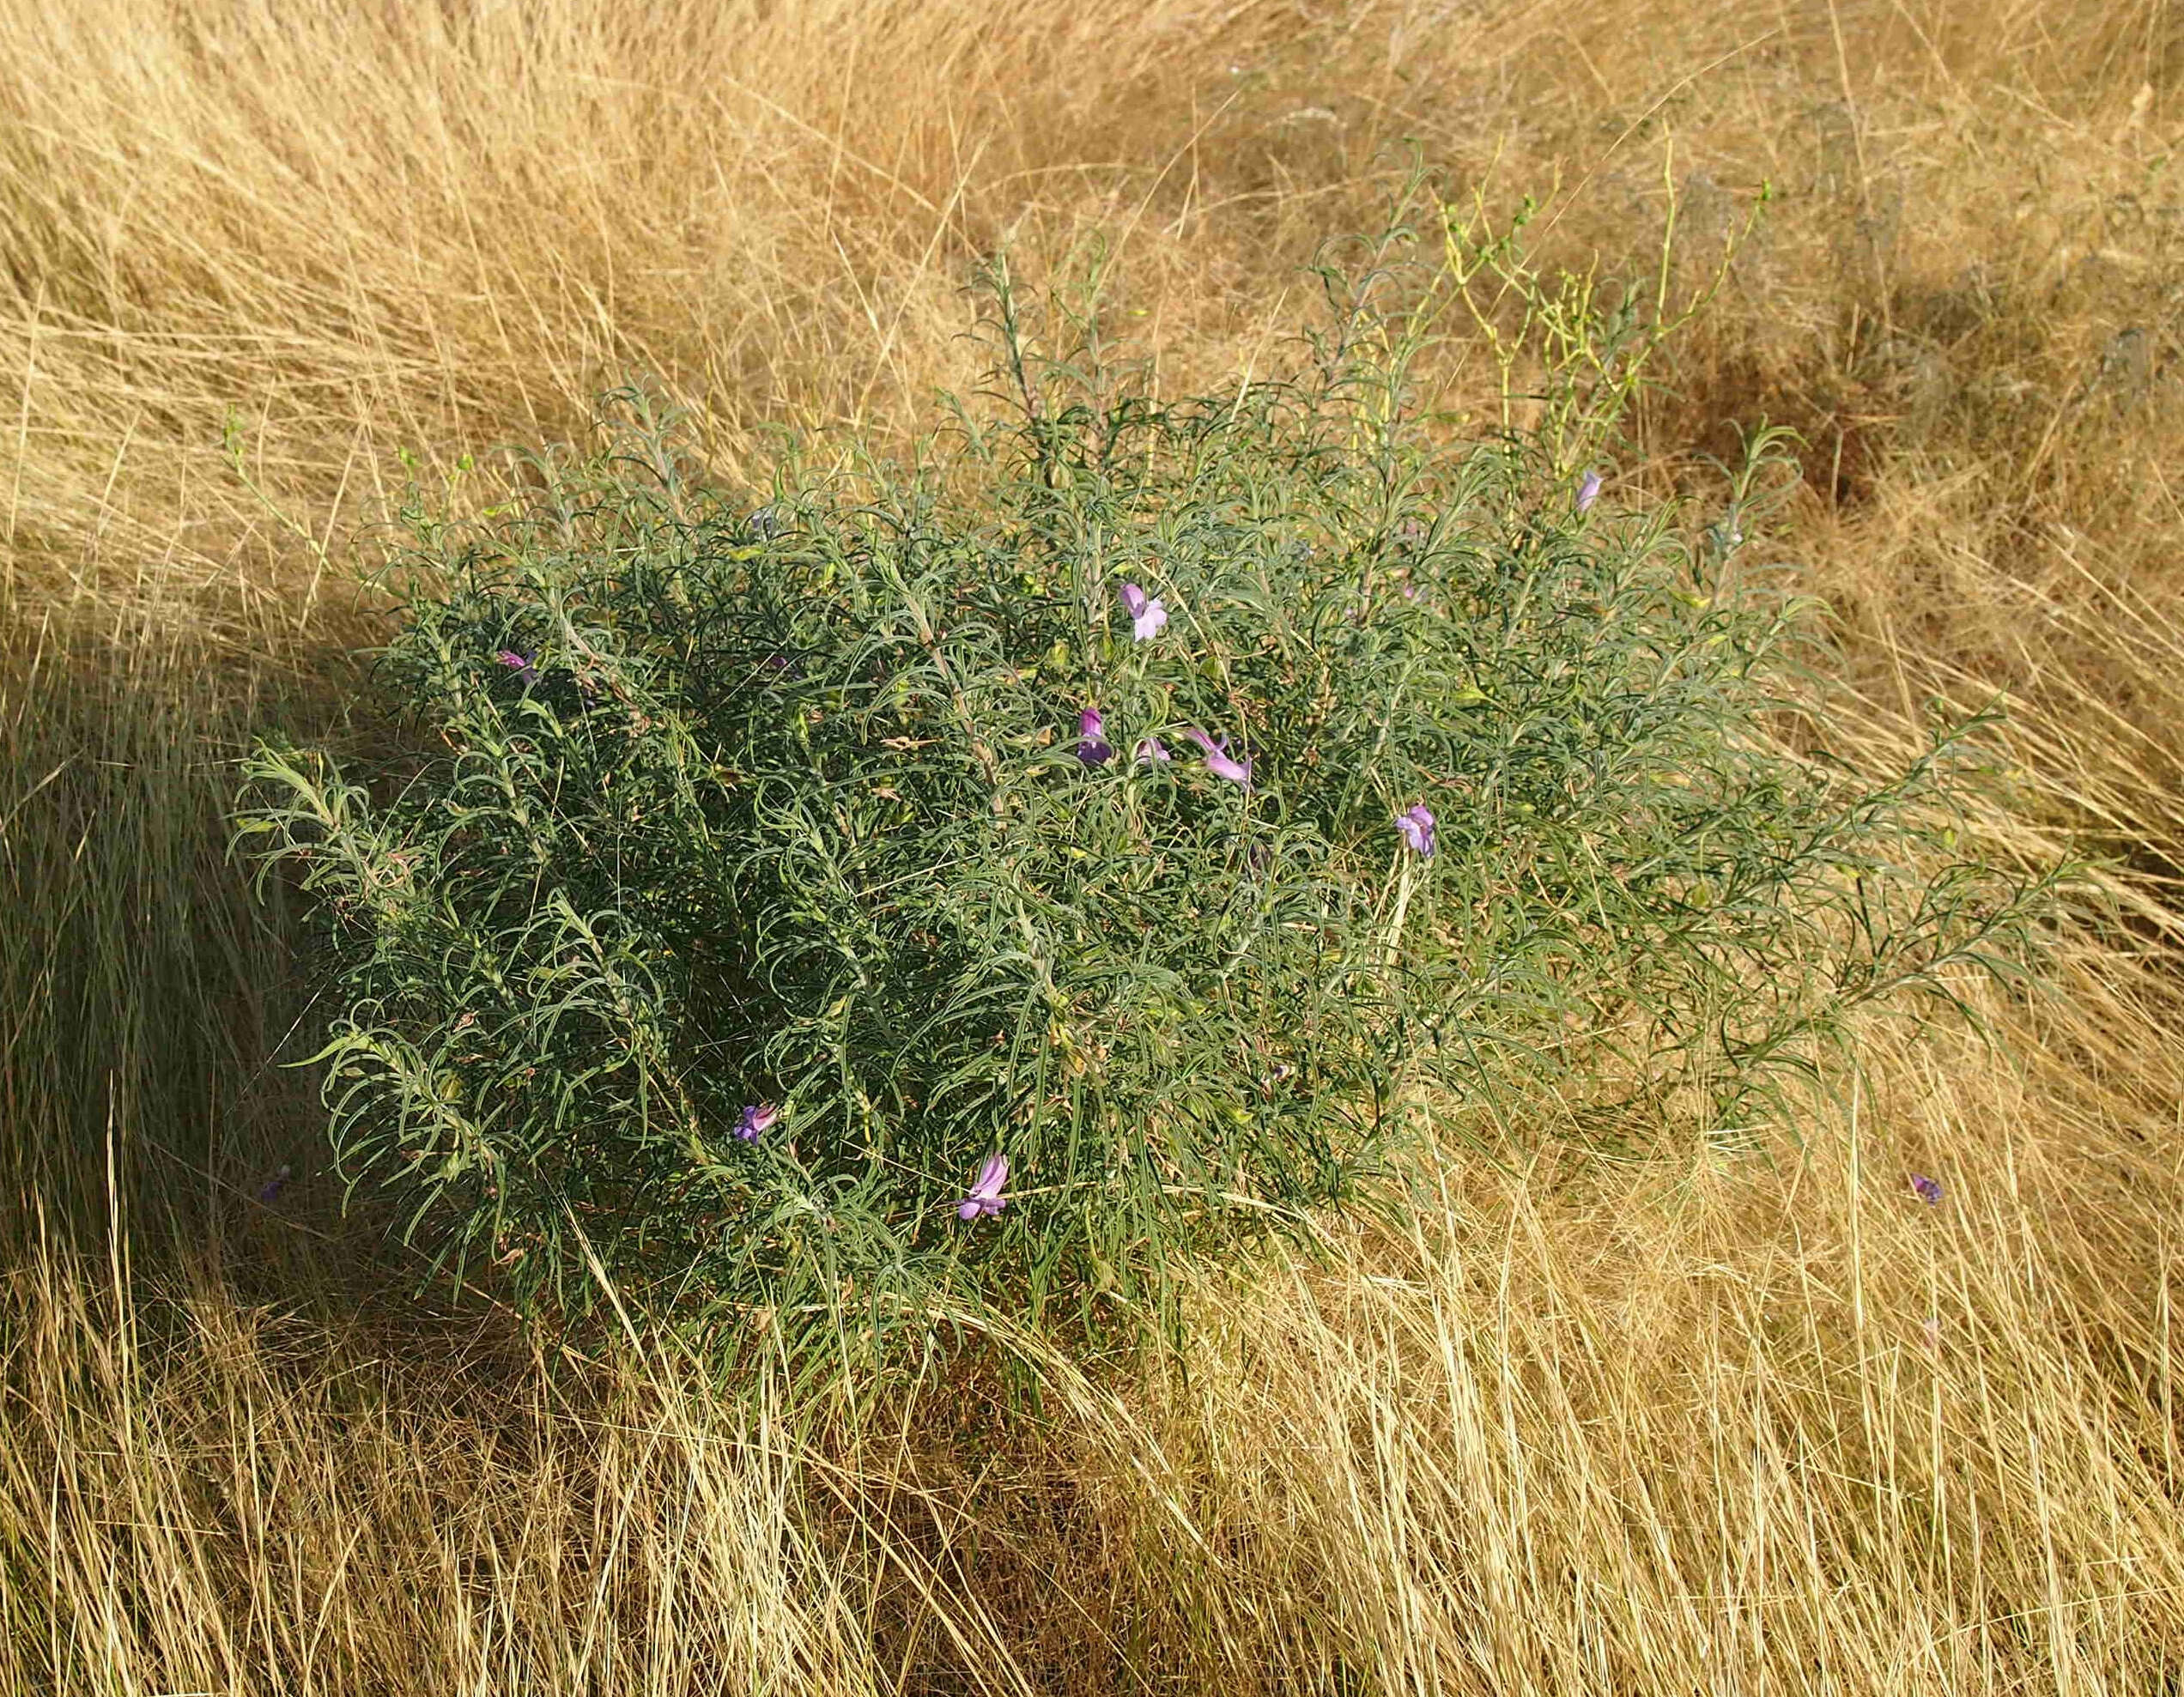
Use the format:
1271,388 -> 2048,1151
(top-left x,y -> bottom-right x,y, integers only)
5,0 -> 2184,1690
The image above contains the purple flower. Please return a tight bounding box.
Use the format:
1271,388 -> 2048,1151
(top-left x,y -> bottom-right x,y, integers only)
1909,1173 -> 1943,1205
1182,726 -> 1252,789
957,1153 -> 1008,1222
1134,736 -> 1171,765
1396,803 -> 1436,858
1077,707 -> 1115,765
735,1102 -> 780,1143
1119,582 -> 1168,641
494,649 -> 539,686
1576,470 -> 1602,513
256,1164 -> 292,1205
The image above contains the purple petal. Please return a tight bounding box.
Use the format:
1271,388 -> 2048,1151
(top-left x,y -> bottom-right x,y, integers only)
1131,597 -> 1168,641
1183,727 -> 1253,789
736,1102 -> 779,1142
1909,1173 -> 1942,1205
256,1164 -> 292,1204
1134,736 -> 1171,765
1397,803 -> 1436,858
958,1153 -> 1008,1221
1077,708 -> 1114,766
494,649 -> 538,684
1210,749 -> 1251,786
1119,583 -> 1148,619
1576,470 -> 1602,513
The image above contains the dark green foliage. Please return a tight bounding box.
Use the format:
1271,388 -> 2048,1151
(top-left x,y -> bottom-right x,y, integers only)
235,215 -> 2048,1364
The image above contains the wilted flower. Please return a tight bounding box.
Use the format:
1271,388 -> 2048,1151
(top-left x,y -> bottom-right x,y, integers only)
494,649 -> 538,686
1576,470 -> 1602,513
735,1103 -> 779,1143
1134,736 -> 1171,764
1920,1316 -> 1942,1352
1119,582 -> 1168,641
1182,726 -> 1252,789
957,1153 -> 1008,1221
1909,1173 -> 1943,1205
1396,803 -> 1436,858
1077,708 -> 1115,765
257,1164 -> 292,1205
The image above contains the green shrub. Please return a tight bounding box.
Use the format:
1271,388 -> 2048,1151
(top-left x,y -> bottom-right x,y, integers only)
236,197 -> 2048,1364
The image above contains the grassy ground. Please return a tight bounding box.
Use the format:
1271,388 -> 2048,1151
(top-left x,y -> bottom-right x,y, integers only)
4,0 -> 2184,1690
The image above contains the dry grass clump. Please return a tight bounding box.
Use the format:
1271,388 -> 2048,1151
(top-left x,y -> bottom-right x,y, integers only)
2,1246 -> 901,1693
5,0 -> 2184,1691
8,963 -> 2179,1694
1124,967 -> 2184,1693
